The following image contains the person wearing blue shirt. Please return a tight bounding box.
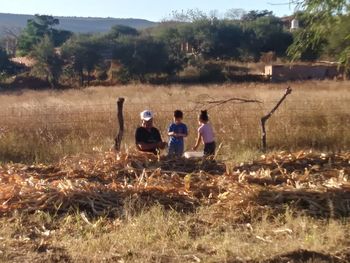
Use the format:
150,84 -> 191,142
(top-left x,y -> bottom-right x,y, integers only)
168,110 -> 188,157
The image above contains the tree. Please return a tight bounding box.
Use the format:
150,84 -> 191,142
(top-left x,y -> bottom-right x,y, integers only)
167,9 -> 208,22
242,10 -> 274,21
113,36 -> 171,81
50,29 -> 73,47
0,27 -> 20,56
30,35 -> 63,88
61,35 -> 104,86
288,0 -> 350,71
224,8 -> 246,20
108,25 -> 139,39
0,48 -> 12,73
243,16 -> 293,60
154,27 -> 186,74
208,21 -> 244,59
154,11 -> 293,62
180,18 -> 245,59
17,15 -> 72,55
326,14 -> 350,66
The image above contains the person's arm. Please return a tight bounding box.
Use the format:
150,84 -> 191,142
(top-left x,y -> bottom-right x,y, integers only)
136,142 -> 163,151
168,124 -> 175,136
175,131 -> 187,137
192,131 -> 202,150
180,125 -> 188,137
156,128 -> 167,149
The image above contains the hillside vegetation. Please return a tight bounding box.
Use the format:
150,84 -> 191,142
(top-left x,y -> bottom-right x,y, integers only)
1,3 -> 350,89
0,12 -> 156,35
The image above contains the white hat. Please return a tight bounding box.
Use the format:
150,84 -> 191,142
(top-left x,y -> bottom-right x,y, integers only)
140,110 -> 153,121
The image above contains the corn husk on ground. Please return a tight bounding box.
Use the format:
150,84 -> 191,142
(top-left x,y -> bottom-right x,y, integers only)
1,150 -> 349,221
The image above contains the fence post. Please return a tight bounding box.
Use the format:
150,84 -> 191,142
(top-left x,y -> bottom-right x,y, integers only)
114,97 -> 125,151
261,87 -> 292,152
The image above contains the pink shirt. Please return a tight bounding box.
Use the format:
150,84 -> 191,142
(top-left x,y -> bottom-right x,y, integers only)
198,123 -> 215,144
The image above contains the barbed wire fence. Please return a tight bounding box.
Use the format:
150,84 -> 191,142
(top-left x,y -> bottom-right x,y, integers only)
1,97 -> 350,151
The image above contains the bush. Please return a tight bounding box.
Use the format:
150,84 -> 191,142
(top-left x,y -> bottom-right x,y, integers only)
115,67 -> 131,84
199,62 -> 225,82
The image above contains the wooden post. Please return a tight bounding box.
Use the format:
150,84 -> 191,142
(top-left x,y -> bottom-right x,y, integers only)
261,87 -> 292,152
114,97 -> 125,151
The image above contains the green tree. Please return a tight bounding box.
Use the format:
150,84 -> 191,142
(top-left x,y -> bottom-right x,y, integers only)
160,8 -> 292,61
113,36 -> 171,81
326,14 -> 350,62
243,16 -> 293,60
30,35 -> 63,88
61,35 -> 104,86
179,18 -> 244,59
51,29 -> 73,47
107,25 -> 139,39
154,26 -> 186,74
0,48 -> 12,73
18,15 -> 72,55
212,21 -> 245,59
288,0 -> 350,70
242,10 -> 274,21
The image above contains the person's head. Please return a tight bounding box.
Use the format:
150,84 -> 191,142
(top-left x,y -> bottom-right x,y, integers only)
173,110 -> 183,124
199,110 -> 209,124
140,110 -> 154,129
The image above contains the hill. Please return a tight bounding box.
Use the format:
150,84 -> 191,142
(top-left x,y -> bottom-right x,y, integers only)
0,13 -> 157,35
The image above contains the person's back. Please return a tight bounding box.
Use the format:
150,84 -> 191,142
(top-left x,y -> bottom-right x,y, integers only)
198,123 -> 214,144
193,110 -> 216,156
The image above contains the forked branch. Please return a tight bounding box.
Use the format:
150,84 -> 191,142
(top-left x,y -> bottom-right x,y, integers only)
261,86 -> 292,152
194,96 -> 262,110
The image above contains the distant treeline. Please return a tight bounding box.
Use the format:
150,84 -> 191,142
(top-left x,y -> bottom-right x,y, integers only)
0,9 -> 349,88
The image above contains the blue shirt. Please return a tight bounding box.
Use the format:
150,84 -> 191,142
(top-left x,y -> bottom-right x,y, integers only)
168,123 -> 188,145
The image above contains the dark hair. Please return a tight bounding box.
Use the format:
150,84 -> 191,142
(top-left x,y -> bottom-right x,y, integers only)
174,110 -> 183,118
199,110 -> 209,122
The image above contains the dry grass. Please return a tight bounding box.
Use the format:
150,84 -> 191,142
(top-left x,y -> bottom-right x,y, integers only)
0,207 -> 349,262
0,80 -> 349,163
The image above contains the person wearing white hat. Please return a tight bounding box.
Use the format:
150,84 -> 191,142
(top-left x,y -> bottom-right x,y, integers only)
135,110 -> 167,154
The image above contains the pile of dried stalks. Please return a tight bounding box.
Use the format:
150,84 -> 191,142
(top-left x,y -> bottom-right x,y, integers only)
0,150 -> 349,221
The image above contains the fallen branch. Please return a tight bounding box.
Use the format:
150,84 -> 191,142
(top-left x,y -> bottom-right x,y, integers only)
193,96 -> 262,110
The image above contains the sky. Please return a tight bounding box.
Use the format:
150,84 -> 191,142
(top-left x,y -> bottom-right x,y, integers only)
0,0 -> 297,21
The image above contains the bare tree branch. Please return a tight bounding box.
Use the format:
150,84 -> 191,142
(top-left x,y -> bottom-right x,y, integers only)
1,26 -> 21,39
193,96 -> 262,111
261,86 -> 292,152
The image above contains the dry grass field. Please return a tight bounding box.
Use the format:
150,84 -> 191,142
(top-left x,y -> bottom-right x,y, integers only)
0,80 -> 349,163
0,81 -> 350,262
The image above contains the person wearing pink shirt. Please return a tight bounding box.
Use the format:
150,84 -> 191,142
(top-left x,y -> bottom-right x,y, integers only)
192,110 -> 216,156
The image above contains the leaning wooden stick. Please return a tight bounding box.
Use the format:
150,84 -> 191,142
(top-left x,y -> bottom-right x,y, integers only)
261,87 -> 292,152
114,97 -> 125,151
